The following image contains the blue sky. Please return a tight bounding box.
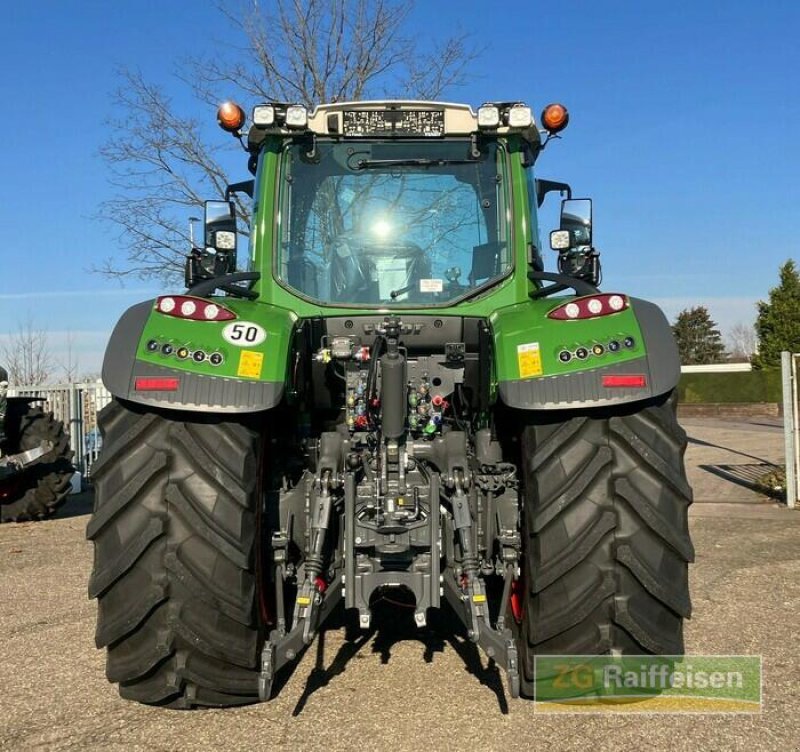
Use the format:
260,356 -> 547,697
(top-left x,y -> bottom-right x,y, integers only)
1,0 -> 798,379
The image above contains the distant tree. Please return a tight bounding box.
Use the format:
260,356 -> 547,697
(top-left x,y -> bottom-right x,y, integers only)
752,259 -> 800,369
671,306 -> 726,364
726,321 -> 757,362
1,317 -> 54,385
98,0 -> 479,281
57,331 -> 80,383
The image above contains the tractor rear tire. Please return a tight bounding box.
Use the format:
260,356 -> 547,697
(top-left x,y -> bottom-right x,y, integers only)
517,391 -> 694,696
1,403 -> 74,522
87,399 -> 265,708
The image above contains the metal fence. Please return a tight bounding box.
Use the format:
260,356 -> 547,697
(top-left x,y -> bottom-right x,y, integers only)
7,381 -> 113,479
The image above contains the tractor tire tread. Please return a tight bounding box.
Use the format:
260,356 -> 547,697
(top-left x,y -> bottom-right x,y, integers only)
88,399 -> 262,708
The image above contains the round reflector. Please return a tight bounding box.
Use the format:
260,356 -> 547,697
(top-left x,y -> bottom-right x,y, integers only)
541,103 -> 569,134
217,101 -> 246,133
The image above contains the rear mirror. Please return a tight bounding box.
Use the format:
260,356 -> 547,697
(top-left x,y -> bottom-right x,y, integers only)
554,198 -> 592,250
204,200 -> 238,253
184,200 -> 238,284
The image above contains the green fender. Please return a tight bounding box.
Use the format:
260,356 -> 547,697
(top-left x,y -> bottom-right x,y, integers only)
491,296 -> 680,410
102,297 -> 296,413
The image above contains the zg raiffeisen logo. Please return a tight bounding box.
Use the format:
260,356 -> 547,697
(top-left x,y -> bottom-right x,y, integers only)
533,656 -> 762,713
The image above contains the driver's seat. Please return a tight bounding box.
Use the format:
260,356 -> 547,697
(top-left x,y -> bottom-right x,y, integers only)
330,237 -> 429,303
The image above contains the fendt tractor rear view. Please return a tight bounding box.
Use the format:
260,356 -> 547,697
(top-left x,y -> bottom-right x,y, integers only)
87,98 -> 694,708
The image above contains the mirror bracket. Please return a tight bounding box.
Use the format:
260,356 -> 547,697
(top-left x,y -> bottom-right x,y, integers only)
535,179 -> 572,208
225,180 -> 254,201
528,270 -> 599,299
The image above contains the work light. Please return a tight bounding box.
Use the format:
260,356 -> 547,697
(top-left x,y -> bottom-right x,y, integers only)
477,105 -> 500,128
252,104 -> 275,126
507,105 -> 532,128
285,105 -> 308,128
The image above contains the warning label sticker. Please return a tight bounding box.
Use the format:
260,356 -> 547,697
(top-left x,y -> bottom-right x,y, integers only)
419,278 -> 444,293
517,342 -> 543,379
237,350 -> 264,379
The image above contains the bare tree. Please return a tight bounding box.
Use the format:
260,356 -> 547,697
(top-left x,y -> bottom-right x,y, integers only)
98,0 -> 479,281
1,317 -> 54,386
98,71 -> 235,282
726,321 -> 757,362
57,331 -> 80,383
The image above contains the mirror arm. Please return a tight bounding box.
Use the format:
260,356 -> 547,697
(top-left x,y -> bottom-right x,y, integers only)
225,180 -> 255,200
187,271 -> 261,299
535,179 -> 572,208
218,283 -> 259,300
527,270 -> 600,299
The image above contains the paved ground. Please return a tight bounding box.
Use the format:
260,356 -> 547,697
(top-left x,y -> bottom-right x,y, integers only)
1,417 -> 798,751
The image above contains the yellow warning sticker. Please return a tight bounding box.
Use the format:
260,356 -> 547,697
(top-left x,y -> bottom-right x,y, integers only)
237,350 -> 264,379
472,594 -> 487,603
296,596 -> 311,606
517,342 -> 543,379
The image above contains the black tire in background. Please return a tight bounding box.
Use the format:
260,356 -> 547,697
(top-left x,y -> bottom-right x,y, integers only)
516,391 -> 694,696
87,399 -> 265,708
1,402 -> 75,522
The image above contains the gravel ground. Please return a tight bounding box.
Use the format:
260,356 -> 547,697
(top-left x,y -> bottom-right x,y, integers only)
1,418 -> 798,751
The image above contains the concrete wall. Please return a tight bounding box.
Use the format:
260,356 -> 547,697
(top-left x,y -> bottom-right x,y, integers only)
677,402 -> 780,418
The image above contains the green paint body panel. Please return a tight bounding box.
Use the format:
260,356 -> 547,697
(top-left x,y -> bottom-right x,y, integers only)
136,299 -> 297,383
127,294 -> 647,393
490,299 -> 645,383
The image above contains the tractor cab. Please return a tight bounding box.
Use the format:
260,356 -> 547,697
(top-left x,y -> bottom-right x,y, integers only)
188,99 -> 587,308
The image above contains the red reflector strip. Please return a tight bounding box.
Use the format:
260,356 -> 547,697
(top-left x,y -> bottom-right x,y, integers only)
134,377 -> 180,391
602,374 -> 647,388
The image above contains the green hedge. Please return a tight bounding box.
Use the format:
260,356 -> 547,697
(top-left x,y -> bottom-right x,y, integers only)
677,370 -> 782,404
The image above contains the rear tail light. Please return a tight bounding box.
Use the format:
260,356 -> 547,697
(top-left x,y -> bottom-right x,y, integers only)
155,295 -> 236,322
602,374 -> 647,388
135,377 -> 180,391
548,294 -> 628,320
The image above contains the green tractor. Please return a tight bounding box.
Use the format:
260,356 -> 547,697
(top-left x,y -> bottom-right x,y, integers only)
87,99 -> 693,707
